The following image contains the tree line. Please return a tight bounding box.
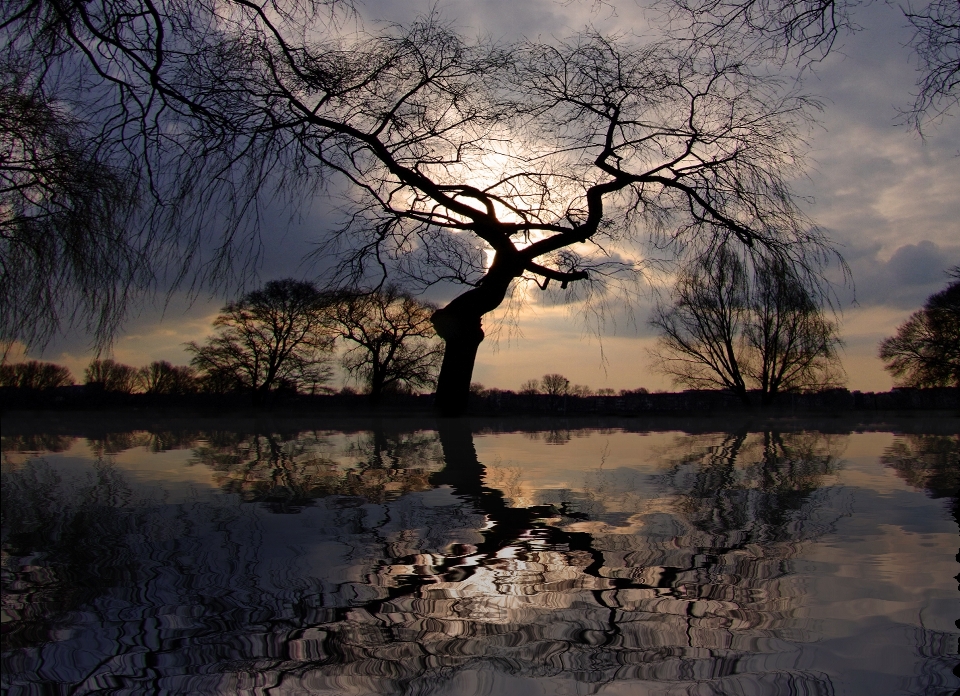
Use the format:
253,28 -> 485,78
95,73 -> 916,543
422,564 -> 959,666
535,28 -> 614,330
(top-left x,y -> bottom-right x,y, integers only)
3,268 -> 957,406
646,259 -> 960,399
1,281 -> 444,404
185,280 -> 443,404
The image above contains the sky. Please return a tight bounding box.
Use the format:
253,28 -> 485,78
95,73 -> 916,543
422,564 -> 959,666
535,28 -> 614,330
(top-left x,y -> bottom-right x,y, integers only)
14,0 -> 960,393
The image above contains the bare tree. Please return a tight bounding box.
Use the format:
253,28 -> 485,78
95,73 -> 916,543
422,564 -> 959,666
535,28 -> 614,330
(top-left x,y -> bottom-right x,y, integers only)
4,3 -> 835,415
84,359 -> 140,393
905,0 -> 960,126
650,247 -> 752,402
317,28 -> 830,415
651,249 -> 843,403
327,287 -> 444,403
137,361 -> 198,395
519,379 -> 542,395
879,269 -> 960,387
0,360 -> 74,389
186,280 -> 334,403
744,257 -> 844,403
541,374 -> 571,397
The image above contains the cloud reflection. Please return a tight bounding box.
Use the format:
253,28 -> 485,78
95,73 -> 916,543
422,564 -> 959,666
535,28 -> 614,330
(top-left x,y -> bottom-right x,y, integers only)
1,423 -> 956,695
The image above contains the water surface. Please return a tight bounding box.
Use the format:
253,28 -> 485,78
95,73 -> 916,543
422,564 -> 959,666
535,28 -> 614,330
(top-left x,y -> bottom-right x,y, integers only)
2,420 -> 957,695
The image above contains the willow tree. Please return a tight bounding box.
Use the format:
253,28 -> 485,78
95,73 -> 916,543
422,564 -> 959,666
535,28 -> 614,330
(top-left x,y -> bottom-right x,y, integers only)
650,250 -> 843,404
0,65 -> 141,350
3,1 -> 834,414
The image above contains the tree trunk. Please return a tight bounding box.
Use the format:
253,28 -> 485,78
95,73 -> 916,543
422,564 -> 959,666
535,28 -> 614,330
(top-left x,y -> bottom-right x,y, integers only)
431,308 -> 485,416
431,262 -> 517,417
368,362 -> 385,407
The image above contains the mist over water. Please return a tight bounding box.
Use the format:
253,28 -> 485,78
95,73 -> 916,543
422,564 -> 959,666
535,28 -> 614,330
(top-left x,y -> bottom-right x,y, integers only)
2,421 -> 957,695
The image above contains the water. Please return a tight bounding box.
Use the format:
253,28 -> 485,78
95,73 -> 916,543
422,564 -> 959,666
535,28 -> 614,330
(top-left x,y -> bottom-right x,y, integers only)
2,419 -> 957,695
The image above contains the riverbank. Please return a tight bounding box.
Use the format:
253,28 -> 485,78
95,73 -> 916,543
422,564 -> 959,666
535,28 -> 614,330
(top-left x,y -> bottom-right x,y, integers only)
3,407 -> 958,440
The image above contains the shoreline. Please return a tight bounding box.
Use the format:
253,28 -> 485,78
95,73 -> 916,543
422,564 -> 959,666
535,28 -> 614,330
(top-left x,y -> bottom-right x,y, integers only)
3,407 -> 958,437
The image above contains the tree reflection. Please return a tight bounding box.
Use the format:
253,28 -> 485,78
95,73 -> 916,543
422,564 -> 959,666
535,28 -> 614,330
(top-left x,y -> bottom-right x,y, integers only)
86,429 -> 203,456
1,459 -> 138,651
3,425 -> 953,696
881,434 -> 960,524
189,429 -> 444,511
657,430 -> 845,543
0,433 -> 74,455
522,428 -> 573,445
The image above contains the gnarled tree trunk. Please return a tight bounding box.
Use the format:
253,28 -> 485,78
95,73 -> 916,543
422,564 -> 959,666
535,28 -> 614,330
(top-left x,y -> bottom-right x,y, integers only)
431,261 -> 517,416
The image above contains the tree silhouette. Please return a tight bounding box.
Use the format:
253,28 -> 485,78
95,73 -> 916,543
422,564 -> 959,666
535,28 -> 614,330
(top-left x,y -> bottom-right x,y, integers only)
84,359 -> 139,393
327,287 -> 443,404
744,256 -> 844,403
651,248 -> 843,403
0,65 -> 142,351
650,246 -> 752,401
0,360 -> 73,389
3,2 -> 837,415
186,279 -> 334,403
136,360 -> 198,395
540,374 -> 571,397
879,270 -> 960,388
519,379 -> 541,395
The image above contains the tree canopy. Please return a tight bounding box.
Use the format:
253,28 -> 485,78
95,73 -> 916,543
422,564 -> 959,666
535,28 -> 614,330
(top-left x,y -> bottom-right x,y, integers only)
84,359 -> 140,393
879,270 -> 960,388
650,248 -> 844,403
0,360 -> 73,389
186,279 -> 334,402
328,287 -> 443,403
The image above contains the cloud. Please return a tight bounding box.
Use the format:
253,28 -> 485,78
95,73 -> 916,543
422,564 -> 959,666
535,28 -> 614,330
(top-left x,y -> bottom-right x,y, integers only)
358,0 -> 634,40
842,240 -> 960,309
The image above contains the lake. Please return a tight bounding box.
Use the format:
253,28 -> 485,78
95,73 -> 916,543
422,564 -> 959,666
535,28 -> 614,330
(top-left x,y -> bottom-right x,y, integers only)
2,416 -> 957,695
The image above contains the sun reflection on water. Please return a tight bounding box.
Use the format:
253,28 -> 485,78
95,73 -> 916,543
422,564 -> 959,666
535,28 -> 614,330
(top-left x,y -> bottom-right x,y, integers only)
1,424 -> 957,695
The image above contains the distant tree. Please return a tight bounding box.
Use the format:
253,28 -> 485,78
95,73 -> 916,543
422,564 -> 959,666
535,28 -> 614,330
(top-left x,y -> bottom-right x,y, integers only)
186,280 -> 334,404
569,384 -> 593,397
0,360 -> 73,389
651,249 -> 843,404
879,270 -> 960,388
327,287 -> 444,404
743,257 -> 845,404
541,374 -> 571,397
137,361 -> 198,395
84,359 -> 140,393
650,247 -> 752,401
519,379 -> 542,395
194,367 -> 245,396
596,388 -> 617,396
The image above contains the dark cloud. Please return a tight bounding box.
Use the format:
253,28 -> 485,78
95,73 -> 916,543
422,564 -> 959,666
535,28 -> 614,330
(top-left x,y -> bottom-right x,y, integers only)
843,240 -> 960,309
